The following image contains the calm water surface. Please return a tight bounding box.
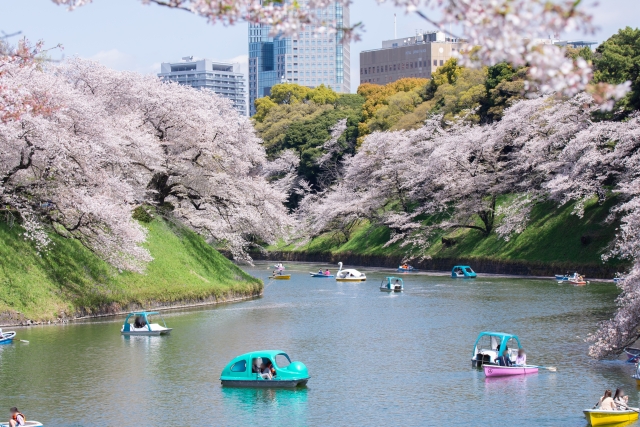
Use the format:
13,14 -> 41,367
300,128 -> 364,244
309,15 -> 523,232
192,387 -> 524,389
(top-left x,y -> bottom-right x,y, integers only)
0,263 -> 633,426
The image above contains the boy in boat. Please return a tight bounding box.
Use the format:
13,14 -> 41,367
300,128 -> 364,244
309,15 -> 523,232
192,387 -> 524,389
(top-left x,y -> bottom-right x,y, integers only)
324,269 -> 330,275
9,407 -> 25,427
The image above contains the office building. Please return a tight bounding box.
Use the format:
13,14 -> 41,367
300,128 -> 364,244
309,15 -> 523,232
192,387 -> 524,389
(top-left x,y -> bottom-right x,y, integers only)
158,57 -> 247,116
248,1 -> 351,116
359,31 -> 463,85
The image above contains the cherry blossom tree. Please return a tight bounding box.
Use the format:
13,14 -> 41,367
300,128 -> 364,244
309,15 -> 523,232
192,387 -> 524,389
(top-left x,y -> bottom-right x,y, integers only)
1,57 -> 292,270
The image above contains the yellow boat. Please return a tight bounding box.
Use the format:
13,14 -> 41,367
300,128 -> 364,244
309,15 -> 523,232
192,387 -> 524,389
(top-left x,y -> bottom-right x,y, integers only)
583,409 -> 639,426
269,275 -> 291,280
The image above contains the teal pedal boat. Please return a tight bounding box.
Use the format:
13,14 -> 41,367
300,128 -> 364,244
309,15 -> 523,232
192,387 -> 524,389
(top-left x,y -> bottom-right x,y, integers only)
220,350 -> 309,388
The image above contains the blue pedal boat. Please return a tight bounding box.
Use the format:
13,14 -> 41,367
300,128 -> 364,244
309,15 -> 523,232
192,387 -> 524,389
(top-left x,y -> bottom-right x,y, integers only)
310,271 -> 334,277
397,265 -> 418,272
0,329 -> 16,345
381,277 -> 404,292
452,265 -> 477,278
220,350 -> 309,388
121,311 -> 172,336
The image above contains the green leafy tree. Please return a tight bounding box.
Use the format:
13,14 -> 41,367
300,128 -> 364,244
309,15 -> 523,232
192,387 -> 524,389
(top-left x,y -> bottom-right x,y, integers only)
269,83 -> 312,105
307,84 -> 339,105
594,27 -> 640,113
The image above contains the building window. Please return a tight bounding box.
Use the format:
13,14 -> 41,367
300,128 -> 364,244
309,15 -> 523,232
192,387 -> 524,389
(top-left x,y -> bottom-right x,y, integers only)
440,60 -> 444,66
433,59 -> 437,66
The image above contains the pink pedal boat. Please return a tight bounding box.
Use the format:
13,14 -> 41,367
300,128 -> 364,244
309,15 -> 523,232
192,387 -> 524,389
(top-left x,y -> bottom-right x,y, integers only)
483,365 -> 539,377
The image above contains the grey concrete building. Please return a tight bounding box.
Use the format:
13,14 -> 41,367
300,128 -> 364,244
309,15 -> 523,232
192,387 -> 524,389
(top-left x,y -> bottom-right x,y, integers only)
360,31 -> 463,85
159,57 -> 247,116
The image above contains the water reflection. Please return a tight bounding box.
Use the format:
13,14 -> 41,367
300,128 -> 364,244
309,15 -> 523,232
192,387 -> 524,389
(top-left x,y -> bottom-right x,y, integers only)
0,263 -> 630,426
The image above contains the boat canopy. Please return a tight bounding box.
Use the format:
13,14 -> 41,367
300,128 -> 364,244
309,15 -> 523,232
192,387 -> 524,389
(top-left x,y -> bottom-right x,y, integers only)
122,311 -> 167,332
386,277 -> 404,285
472,331 -> 521,356
222,350 -> 293,377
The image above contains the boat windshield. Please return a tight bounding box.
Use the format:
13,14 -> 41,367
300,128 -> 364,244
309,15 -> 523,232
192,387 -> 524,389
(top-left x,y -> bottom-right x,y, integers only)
464,267 -> 474,273
276,353 -> 291,368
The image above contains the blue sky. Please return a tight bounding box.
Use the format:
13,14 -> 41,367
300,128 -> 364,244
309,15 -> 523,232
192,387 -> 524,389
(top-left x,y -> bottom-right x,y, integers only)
1,0 -> 637,93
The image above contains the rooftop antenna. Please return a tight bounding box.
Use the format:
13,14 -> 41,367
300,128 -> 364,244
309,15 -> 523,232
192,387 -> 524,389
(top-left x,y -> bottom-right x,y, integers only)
182,56 -> 194,62
394,14 -> 397,39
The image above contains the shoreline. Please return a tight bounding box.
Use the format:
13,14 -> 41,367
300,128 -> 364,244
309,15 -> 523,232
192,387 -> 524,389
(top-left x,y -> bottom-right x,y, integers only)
0,290 -> 263,328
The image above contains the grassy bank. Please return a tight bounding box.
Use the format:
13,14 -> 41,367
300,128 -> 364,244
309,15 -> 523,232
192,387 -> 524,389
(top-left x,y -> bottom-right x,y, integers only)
272,198 -> 627,271
0,218 -> 262,322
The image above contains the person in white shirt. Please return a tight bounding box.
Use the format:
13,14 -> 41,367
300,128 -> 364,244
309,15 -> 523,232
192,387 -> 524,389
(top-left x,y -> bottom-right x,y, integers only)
614,388 -> 629,410
515,349 -> 527,366
597,390 -> 617,411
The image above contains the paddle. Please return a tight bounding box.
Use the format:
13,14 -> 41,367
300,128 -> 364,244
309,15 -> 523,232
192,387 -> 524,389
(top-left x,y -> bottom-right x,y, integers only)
529,365 -> 557,372
617,402 -> 640,413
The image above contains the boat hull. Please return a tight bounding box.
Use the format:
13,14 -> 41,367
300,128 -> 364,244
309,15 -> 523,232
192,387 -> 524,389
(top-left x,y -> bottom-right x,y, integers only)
336,278 -> 366,282
121,329 -> 172,336
483,365 -> 538,377
269,275 -> 291,280
221,379 -> 309,388
625,347 -> 640,363
0,422 -> 43,427
397,268 -> 417,272
583,409 -> 639,426
380,287 -> 403,292
310,273 -> 334,277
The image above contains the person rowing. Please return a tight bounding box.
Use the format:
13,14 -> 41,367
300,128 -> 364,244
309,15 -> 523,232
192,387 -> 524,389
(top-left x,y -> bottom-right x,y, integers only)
497,349 -> 513,367
596,389 -> 617,410
614,388 -> 629,410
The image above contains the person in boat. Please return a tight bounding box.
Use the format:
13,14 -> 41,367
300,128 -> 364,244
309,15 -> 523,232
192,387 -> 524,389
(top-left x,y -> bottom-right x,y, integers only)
259,362 -> 272,380
9,407 -> 25,427
134,316 -> 146,329
272,269 -> 279,277
515,348 -> 527,366
324,269 -> 330,275
614,388 -> 629,410
597,390 -> 617,411
497,350 -> 513,367
318,269 -> 323,275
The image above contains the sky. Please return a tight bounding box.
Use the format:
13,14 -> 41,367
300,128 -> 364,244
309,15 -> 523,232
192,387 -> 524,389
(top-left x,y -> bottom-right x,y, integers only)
1,0 -> 638,94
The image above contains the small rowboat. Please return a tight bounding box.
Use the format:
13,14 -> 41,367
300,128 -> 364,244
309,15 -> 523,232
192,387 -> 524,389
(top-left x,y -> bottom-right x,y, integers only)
569,279 -> 588,286
0,422 -> 43,426
583,409 -> 639,426
397,266 -> 417,272
269,275 -> 291,280
0,329 -> 17,345
624,347 -> 640,363
483,365 -> 538,377
310,272 -> 334,277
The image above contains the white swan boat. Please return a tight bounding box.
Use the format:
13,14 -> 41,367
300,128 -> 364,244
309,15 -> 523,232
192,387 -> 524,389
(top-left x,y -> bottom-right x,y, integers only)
336,262 -> 366,282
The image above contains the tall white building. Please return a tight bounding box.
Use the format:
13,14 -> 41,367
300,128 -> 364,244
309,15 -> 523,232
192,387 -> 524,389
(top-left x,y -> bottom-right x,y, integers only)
248,2 -> 351,116
158,57 -> 247,116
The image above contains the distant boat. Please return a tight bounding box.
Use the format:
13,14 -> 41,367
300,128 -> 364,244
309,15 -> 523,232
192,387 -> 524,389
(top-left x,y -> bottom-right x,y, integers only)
0,329 -> 16,345
269,274 -> 291,280
452,265 -> 476,278
121,311 -> 172,336
397,265 -> 417,272
380,277 -> 403,292
624,347 -> 640,363
310,272 -> 334,277
336,262 -> 366,282
472,331 -> 521,368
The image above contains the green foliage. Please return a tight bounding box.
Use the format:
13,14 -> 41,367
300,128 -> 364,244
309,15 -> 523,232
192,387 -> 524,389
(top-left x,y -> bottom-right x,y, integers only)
0,218 -> 261,320
479,63 -> 527,122
307,84 -> 339,104
594,26 -> 640,113
269,83 -> 312,105
132,206 -> 153,223
272,197 -> 625,269
253,97 -> 277,123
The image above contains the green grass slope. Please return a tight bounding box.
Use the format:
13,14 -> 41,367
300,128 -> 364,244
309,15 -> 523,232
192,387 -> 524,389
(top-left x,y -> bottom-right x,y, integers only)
273,198 -> 626,268
0,218 -> 261,321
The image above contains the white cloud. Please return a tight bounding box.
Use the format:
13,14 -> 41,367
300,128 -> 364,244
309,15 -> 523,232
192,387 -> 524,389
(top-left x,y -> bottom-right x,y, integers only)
224,54 -> 249,77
